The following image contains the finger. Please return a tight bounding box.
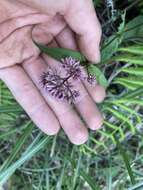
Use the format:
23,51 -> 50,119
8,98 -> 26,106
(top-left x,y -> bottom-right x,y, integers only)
43,53 -> 103,131
32,14 -> 66,44
83,82 -> 106,103
73,81 -> 104,130
56,27 -> 78,50
65,0 -> 102,63
0,65 -> 60,135
22,58 -> 88,145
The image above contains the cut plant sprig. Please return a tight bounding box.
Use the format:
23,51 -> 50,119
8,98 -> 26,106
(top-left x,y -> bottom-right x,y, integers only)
34,42 -> 108,103
34,41 -> 108,88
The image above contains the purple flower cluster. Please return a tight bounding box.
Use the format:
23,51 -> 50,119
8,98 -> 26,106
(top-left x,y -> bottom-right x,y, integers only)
41,57 -> 96,103
61,57 -> 83,80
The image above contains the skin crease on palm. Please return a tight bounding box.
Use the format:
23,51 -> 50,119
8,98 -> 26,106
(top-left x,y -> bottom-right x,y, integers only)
0,0 -> 106,145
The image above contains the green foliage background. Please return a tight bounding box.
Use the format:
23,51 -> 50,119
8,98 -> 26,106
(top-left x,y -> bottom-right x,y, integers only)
0,0 -> 143,189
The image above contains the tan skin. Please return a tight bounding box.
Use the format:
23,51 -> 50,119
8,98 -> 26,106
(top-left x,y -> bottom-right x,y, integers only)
0,0 -> 106,145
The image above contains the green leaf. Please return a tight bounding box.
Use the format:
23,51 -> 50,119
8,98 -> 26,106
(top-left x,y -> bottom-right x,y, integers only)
68,156 -> 100,190
115,77 -> 143,86
114,55 -> 143,65
114,80 -> 139,90
104,121 -> 125,141
118,45 -> 143,55
114,77 -> 143,90
80,170 -> 100,190
104,107 -> 135,134
112,99 -> 143,106
101,35 -> 119,62
113,103 -> 141,124
121,67 -> 143,76
0,105 -> 23,113
123,15 -> 143,40
88,65 -> 108,88
122,87 -> 143,98
34,42 -> 86,62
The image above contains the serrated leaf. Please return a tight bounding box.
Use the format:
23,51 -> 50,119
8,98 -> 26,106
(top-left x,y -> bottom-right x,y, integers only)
88,65 -> 108,88
34,42 -> 86,62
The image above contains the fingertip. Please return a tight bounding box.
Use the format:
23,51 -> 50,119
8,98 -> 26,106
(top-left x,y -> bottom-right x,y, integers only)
41,121 -> 60,136
89,113 -> 104,131
93,85 -> 106,103
69,127 -> 88,145
30,105 -> 61,136
78,35 -> 101,63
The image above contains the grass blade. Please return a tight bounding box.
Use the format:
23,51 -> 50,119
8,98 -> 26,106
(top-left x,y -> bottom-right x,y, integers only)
115,138 -> 136,185
0,136 -> 49,185
122,87 -> 143,98
0,105 -> 23,113
68,156 -> 100,190
128,181 -> 143,190
0,121 -> 33,172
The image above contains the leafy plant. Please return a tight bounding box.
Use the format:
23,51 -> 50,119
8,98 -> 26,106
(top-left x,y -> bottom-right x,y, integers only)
0,4 -> 143,190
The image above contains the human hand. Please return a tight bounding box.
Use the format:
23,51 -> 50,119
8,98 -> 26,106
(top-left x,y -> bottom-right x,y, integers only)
0,0 -> 106,145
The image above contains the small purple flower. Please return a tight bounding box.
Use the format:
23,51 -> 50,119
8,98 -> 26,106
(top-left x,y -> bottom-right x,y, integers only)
61,57 -> 84,80
86,75 -> 97,85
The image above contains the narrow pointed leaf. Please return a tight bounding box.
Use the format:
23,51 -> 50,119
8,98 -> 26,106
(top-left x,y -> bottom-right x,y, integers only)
118,46 -> 143,55
34,42 -> 86,62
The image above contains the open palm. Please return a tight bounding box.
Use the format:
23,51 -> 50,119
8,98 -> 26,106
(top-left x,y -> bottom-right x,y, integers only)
0,0 -> 105,144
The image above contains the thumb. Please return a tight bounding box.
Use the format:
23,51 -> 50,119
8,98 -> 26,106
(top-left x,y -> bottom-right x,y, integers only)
64,0 -> 102,63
